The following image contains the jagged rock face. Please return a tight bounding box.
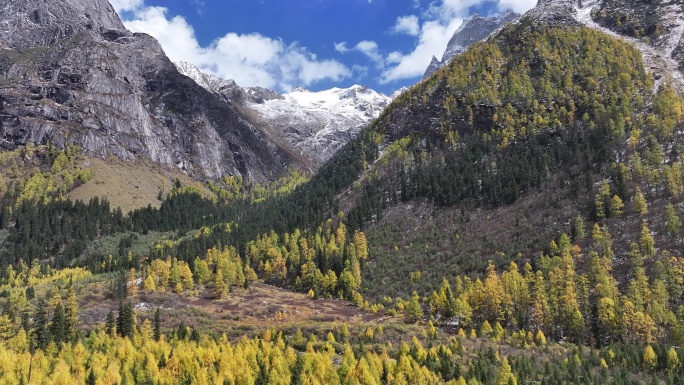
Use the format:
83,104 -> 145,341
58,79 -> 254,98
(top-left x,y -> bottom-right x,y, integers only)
526,0 -> 580,24
424,11 -> 520,78
0,0 -> 296,181
176,62 -> 392,164
424,56 -> 443,79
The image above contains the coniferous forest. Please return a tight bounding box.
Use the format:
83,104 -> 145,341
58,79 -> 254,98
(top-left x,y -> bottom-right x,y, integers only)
2,12 -> 684,385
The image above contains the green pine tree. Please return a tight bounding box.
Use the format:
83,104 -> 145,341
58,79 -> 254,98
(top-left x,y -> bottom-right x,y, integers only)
32,299 -> 50,352
154,308 -> 161,342
117,302 -> 135,339
50,302 -> 66,346
105,310 -> 116,336
86,368 -> 96,385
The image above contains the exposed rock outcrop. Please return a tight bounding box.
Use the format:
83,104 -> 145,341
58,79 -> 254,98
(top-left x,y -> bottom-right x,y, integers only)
423,10 -> 520,78
0,0 -> 298,181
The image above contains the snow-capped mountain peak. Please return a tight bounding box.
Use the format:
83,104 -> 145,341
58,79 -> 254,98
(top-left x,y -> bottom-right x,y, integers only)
174,62 -> 391,164
253,85 -> 391,162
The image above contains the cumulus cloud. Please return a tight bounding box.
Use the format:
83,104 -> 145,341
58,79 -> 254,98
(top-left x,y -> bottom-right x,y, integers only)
392,15 -> 420,36
116,2 -> 350,91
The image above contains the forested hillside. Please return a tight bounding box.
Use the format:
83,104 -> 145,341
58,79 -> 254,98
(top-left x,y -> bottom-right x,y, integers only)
0,7 -> 684,385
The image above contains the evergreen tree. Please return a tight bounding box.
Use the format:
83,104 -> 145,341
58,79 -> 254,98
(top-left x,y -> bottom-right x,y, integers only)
25,286 -> 35,300
112,271 -> 128,300
154,308 -> 161,342
32,299 -> 49,352
117,301 -> 135,339
105,310 -> 116,336
50,302 -> 66,346
86,369 -> 96,385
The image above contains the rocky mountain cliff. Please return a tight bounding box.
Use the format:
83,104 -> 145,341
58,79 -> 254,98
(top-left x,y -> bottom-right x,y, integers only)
423,10 -> 520,78
175,62 -> 392,164
0,0 -> 299,181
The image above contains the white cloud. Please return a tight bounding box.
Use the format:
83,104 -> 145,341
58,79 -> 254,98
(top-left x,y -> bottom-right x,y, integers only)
336,40 -> 384,69
497,0 -> 537,13
380,18 -> 462,83
386,51 -> 404,64
355,41 -> 383,67
110,0 -> 143,13
352,64 -> 369,76
422,0 -> 482,25
392,15 -> 420,36
117,2 -> 350,91
334,42 -> 349,53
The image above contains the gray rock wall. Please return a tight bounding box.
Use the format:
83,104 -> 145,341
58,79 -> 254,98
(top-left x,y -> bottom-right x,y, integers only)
0,0 -> 296,181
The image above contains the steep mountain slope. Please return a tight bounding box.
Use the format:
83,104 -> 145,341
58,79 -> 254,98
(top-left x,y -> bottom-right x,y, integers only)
319,0 -> 684,302
175,62 -> 392,164
580,0 -> 684,94
423,10 -> 520,78
0,0 -> 299,181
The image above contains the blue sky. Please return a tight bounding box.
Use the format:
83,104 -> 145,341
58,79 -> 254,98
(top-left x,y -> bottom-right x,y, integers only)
112,0 -> 536,94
